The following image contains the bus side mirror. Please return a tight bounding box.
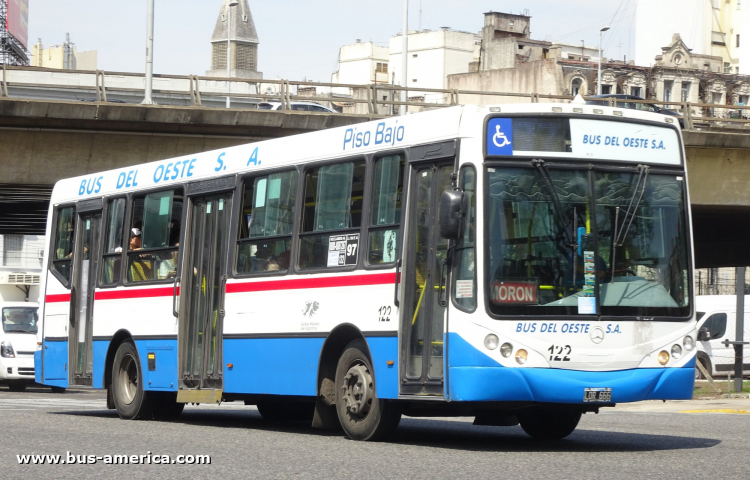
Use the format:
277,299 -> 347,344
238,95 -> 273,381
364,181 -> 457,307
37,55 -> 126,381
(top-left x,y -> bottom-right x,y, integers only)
697,328 -> 710,342
439,190 -> 465,240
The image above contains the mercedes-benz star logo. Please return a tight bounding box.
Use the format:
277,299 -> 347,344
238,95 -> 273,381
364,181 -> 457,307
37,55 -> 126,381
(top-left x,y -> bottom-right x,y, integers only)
590,327 -> 605,344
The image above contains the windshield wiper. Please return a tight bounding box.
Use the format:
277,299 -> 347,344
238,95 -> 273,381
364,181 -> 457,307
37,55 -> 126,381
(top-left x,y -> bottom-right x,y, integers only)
532,159 -> 573,246
610,165 -> 649,282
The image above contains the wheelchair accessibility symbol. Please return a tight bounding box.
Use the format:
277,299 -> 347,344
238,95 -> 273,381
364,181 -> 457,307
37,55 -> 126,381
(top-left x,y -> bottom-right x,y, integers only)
487,118 -> 513,155
492,125 -> 511,148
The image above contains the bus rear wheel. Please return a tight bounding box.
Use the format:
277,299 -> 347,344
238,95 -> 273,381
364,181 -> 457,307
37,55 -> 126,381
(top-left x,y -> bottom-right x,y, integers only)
112,340 -> 155,420
518,408 -> 581,440
334,339 -> 401,441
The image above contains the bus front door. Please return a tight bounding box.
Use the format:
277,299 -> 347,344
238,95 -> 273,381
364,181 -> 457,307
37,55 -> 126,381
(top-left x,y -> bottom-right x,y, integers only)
71,210 -> 101,386
400,161 -> 453,395
179,191 -> 232,393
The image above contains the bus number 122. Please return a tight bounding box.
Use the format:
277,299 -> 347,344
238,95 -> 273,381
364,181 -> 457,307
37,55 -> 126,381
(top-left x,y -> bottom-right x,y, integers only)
548,344 -> 572,362
378,306 -> 391,322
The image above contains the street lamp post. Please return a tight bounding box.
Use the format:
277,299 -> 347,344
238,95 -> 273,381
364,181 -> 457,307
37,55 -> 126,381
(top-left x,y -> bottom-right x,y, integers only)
226,0 -> 239,109
400,0 -> 408,116
597,25 -> 610,95
142,0 -> 155,105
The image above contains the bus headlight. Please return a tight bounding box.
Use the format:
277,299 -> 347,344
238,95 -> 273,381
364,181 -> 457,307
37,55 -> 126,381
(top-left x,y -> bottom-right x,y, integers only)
671,344 -> 682,359
515,349 -> 528,365
500,343 -> 513,358
484,334 -> 499,350
683,336 -> 694,352
658,350 -> 670,365
0,341 -> 15,358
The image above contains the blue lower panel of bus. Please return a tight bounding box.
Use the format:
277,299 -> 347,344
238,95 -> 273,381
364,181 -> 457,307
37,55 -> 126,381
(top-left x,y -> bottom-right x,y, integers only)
92,340 -> 109,389
447,333 -> 695,403
42,339 -> 68,388
223,336 -> 399,399
34,351 -> 42,384
91,339 -> 178,391
224,338 -> 325,396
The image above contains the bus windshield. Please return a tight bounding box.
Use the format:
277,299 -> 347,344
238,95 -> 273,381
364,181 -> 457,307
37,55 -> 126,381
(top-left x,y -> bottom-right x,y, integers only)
2,307 -> 39,334
486,165 -> 691,318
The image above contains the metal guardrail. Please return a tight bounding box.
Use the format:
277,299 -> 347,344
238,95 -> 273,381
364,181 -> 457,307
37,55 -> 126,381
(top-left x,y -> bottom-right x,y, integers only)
2,65 -> 750,128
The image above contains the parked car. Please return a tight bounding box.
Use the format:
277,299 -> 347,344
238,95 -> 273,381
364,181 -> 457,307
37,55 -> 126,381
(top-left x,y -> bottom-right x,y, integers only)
257,101 -> 336,113
0,302 -> 39,392
585,94 -> 683,127
694,295 -> 750,379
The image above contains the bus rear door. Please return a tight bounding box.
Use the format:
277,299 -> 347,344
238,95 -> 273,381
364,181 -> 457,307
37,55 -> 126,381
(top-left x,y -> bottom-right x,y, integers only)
177,177 -> 234,401
70,201 -> 102,386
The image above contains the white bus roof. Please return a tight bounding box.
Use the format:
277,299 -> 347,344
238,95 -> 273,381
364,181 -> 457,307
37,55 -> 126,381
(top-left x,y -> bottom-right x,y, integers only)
51,103 -> 683,205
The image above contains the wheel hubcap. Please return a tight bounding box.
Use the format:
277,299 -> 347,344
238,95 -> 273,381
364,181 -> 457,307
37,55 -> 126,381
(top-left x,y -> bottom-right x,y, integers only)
341,364 -> 373,418
118,354 -> 138,405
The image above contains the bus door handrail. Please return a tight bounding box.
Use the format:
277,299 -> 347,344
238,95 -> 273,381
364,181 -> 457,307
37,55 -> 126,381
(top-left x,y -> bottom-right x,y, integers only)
172,277 -> 180,318
394,258 -> 401,307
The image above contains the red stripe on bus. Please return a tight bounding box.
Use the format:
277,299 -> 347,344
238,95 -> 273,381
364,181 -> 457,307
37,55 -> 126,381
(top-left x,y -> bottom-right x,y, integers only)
94,287 -> 177,300
45,293 -> 71,303
226,272 -> 397,294
47,273 -> 394,303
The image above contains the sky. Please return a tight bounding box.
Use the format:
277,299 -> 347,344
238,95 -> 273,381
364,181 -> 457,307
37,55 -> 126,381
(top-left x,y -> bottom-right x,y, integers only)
27,0 -> 638,81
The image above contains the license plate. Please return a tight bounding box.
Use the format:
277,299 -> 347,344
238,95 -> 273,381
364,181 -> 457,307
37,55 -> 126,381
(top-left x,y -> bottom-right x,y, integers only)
583,387 -> 612,403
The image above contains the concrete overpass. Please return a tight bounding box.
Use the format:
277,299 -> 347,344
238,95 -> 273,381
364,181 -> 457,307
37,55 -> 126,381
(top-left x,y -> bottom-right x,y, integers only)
0,97 -> 382,185
1,97 -> 750,268
682,130 -> 750,268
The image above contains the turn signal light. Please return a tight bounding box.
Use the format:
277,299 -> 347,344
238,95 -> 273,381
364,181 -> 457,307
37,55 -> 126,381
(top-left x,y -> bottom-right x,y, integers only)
515,349 -> 528,365
658,351 -> 670,365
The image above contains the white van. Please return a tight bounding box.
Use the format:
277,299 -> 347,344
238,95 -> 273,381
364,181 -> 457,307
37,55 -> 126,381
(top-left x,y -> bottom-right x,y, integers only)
695,295 -> 750,379
0,302 -> 39,391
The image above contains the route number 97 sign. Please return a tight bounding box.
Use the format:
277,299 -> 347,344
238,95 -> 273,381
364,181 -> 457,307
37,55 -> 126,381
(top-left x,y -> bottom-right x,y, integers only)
328,234 -> 359,267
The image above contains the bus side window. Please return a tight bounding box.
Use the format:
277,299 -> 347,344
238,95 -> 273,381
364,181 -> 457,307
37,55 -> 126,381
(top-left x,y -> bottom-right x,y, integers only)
100,198 -> 126,286
452,165 -> 477,311
127,190 -> 183,283
368,154 -> 404,265
299,160 -> 366,269
236,170 -> 298,274
51,206 -> 76,285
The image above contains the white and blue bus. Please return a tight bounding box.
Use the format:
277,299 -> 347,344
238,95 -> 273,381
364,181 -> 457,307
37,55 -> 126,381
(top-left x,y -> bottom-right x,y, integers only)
36,103 -> 696,440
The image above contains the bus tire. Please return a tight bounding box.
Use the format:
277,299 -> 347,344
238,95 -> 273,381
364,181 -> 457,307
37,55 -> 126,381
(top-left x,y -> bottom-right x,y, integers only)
518,409 -> 581,440
334,339 -> 401,441
257,401 -> 315,422
112,340 -> 155,420
695,354 -> 712,380
50,386 -> 66,394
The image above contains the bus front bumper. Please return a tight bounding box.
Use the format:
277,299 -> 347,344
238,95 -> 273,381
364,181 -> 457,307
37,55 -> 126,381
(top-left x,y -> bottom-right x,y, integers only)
448,357 -> 695,403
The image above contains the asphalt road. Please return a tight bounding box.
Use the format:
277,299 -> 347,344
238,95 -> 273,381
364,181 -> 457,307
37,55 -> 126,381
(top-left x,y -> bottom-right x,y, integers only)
1,386 -> 748,479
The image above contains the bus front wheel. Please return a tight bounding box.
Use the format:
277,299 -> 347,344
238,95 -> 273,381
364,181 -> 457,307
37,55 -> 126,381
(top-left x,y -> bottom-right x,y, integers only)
518,409 -> 581,440
112,340 -> 155,420
334,339 -> 401,441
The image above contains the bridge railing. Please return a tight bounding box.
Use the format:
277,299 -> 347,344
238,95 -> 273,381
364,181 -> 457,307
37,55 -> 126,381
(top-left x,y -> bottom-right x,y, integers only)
3,64 -> 750,129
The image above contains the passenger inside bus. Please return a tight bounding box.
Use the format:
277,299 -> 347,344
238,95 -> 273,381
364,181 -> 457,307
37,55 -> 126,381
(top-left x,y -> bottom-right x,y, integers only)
158,242 -> 179,279
128,225 -> 154,282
